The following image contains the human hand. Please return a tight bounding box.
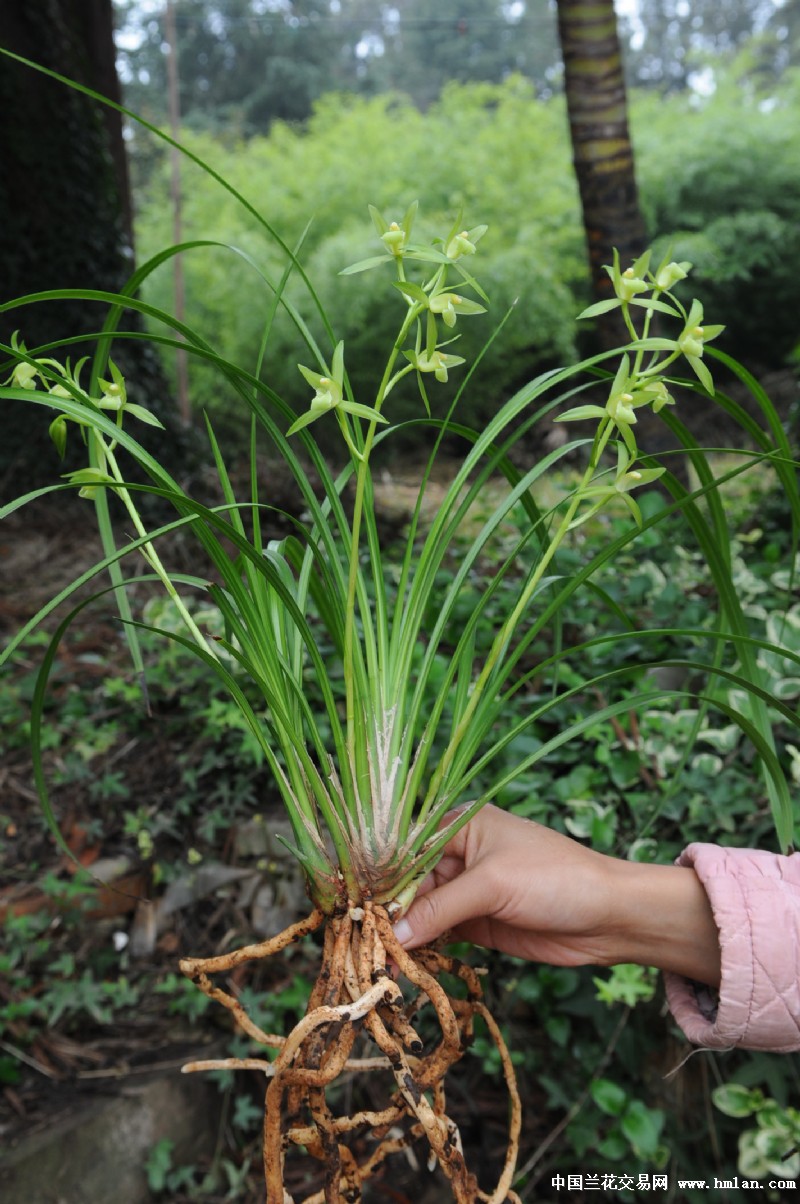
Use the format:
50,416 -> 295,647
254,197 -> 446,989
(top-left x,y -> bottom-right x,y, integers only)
394,805 -> 721,987
393,805 -> 620,965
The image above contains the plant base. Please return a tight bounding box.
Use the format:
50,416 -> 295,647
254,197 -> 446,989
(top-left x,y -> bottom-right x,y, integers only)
180,900 -> 521,1203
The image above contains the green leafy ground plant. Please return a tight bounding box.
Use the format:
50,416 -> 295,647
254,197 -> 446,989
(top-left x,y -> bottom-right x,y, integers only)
713,1083 -> 800,1182
2,51 -> 800,1203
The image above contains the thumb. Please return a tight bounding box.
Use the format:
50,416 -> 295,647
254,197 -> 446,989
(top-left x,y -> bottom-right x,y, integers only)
393,872 -> 483,950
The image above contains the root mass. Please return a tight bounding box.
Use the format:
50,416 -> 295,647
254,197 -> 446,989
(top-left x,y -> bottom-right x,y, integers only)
180,900 -> 521,1203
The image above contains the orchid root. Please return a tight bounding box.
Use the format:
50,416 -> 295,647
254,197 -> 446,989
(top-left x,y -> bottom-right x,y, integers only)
180,900 -> 521,1203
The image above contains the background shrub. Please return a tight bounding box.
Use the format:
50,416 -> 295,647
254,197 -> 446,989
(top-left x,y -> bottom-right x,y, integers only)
635,67 -> 800,364
134,66 -> 800,447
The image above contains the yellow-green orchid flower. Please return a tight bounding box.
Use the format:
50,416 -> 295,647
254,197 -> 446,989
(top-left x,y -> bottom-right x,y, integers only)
444,223 -> 487,261
405,348 -> 466,384
677,300 -> 725,392
606,248 -> 651,303
370,200 -> 418,259
573,444 -> 666,530
429,291 -> 486,329
288,342 -> 387,442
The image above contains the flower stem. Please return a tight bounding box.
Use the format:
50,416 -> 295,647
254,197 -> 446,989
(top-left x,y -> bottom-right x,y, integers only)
343,300 -> 423,760
101,440 -> 217,659
420,418 -> 615,814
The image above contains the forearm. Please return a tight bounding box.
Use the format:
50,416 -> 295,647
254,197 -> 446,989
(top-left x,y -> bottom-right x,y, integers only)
598,857 -> 721,988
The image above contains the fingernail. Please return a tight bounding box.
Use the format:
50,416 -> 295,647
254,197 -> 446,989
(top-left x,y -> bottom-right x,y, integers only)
392,918 -> 413,946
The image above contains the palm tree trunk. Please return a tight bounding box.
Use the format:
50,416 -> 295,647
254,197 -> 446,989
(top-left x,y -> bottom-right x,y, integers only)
557,0 -> 646,348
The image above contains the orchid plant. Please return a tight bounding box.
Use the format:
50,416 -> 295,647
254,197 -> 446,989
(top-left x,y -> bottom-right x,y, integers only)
5,210 -> 792,915
2,59 -> 799,1195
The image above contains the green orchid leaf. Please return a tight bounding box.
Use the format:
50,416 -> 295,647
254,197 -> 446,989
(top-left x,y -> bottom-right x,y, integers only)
402,247 -> 452,266
297,362 -> 328,389
339,255 -> 391,276
393,281 -> 429,305
619,492 -> 644,527
576,298 -> 622,320
628,337 -> 678,351
124,403 -> 164,428
331,340 -> 345,384
401,199 -> 419,235
62,467 -> 115,487
685,297 -> 704,327
108,358 -> 126,389
630,248 -> 652,279
286,408 -> 324,437
689,355 -> 715,394
628,297 -> 682,317
559,405 -> 607,423
425,310 -> 438,359
624,466 -> 666,489
367,204 -> 388,236
341,400 -> 389,425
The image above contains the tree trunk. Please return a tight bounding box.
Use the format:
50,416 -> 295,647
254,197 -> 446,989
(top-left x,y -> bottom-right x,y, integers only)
0,0 -> 185,491
0,0 -> 132,342
555,0 -> 688,470
557,0 -> 647,348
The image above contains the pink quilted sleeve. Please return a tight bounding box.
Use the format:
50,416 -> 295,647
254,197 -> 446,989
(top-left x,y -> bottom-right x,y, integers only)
664,843 -> 800,1052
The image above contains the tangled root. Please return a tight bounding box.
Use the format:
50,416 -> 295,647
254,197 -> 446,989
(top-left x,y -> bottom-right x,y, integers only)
180,901 -> 521,1204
